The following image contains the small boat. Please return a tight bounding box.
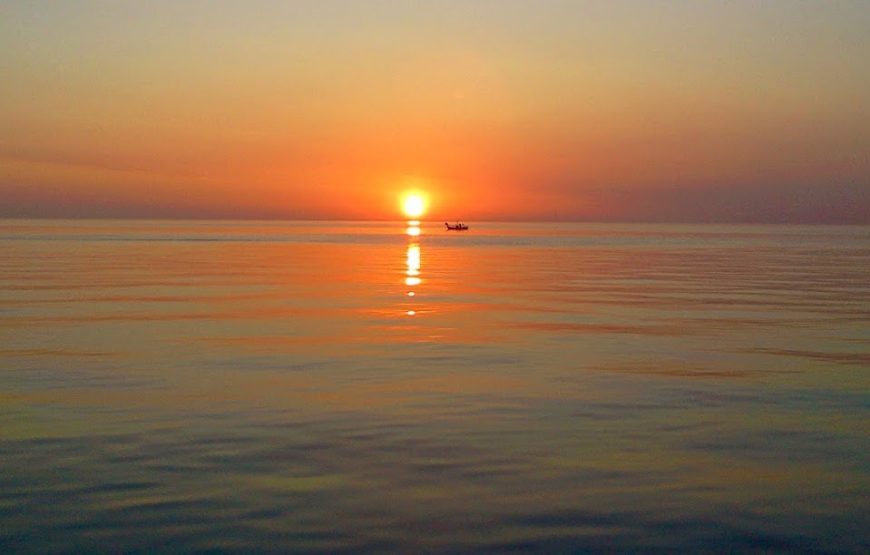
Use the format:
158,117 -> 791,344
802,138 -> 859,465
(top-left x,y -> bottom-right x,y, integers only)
445,222 -> 469,231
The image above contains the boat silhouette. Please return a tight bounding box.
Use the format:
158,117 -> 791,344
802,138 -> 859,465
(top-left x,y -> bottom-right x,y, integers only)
445,222 -> 469,231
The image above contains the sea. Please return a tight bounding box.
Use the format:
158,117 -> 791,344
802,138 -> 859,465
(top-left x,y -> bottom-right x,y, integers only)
0,219 -> 868,553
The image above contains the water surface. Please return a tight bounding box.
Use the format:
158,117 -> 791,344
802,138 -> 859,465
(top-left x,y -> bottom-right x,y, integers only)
1,220 -> 868,552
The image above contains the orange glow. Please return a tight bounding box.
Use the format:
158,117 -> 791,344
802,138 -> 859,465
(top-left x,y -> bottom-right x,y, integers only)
406,225 -> 421,237
405,276 -> 421,287
401,193 -> 427,219
3,3 -> 866,224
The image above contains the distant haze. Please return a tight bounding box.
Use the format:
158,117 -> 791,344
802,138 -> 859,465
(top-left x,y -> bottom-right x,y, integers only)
1,1 -> 868,223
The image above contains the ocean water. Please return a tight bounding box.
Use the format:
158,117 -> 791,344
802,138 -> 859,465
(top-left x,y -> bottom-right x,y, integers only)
0,219 -> 867,553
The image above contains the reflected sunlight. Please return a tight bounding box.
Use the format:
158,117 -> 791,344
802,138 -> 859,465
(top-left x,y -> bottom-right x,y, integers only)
403,227 -> 423,315
406,244 -> 420,276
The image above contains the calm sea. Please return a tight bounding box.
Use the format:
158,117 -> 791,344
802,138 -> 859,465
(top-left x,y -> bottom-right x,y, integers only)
1,220 -> 868,553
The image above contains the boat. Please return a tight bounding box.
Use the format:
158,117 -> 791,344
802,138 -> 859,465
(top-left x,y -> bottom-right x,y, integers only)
445,222 -> 469,231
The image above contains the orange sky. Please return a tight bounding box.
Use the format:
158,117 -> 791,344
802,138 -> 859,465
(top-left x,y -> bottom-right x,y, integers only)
1,1 -> 868,222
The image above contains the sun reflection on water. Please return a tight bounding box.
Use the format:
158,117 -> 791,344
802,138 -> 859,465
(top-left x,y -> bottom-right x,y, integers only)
406,244 -> 420,276
405,222 -> 422,315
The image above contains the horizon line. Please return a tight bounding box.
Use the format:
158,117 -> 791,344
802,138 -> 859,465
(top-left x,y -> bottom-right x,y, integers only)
1,215 -> 868,226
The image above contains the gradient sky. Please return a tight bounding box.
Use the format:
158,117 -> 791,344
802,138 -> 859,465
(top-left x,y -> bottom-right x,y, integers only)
1,0 -> 868,222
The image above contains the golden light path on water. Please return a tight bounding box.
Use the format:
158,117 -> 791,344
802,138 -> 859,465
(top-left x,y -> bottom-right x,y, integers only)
405,221 -> 422,316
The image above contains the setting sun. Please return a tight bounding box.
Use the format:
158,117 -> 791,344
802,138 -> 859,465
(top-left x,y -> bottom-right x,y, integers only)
401,193 -> 427,219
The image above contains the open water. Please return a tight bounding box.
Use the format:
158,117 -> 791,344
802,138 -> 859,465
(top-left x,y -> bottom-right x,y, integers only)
0,220 -> 868,553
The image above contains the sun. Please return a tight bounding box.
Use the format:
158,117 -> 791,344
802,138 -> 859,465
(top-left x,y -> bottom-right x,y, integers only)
401,193 -> 427,219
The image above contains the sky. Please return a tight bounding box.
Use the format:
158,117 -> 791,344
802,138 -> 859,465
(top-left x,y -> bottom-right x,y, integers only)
1,0 -> 868,222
